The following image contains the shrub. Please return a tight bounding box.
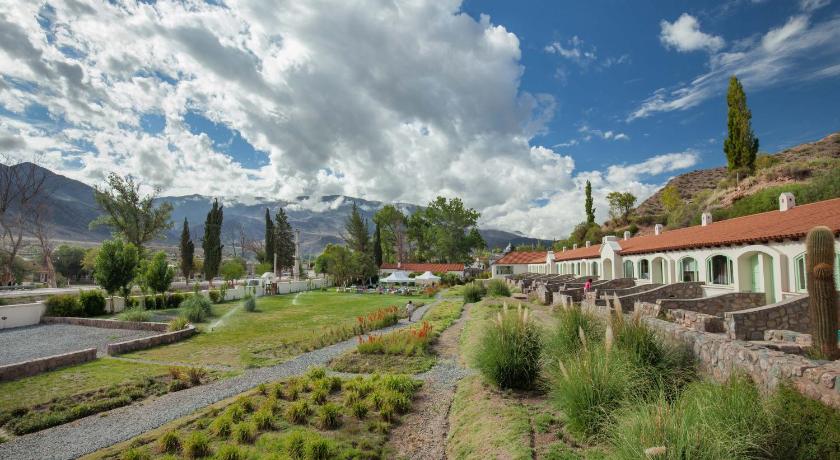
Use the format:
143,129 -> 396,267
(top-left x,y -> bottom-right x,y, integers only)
167,292 -> 184,308
181,294 -> 212,314
379,374 -> 421,396
310,388 -> 328,405
168,379 -> 189,392
351,401 -> 368,419
208,289 -> 221,303
253,408 -> 274,430
210,415 -> 232,437
118,307 -> 152,322
79,290 -> 107,316
243,294 -> 256,312
768,384 -> 840,459
186,367 -> 207,385
304,436 -> 333,460
226,404 -> 245,422
183,431 -> 210,458
285,431 -> 307,459
380,389 -> 411,414
486,279 -> 511,297
462,281 -> 486,303
232,421 -> 256,444
121,448 -> 150,460
168,317 -> 189,331
181,305 -> 205,323
45,294 -> 82,317
546,304 -> 603,360
285,400 -> 311,424
157,431 -> 180,454
306,367 -> 327,380
316,403 -> 342,429
214,444 -> 243,460
235,396 -> 254,413
475,304 -> 542,389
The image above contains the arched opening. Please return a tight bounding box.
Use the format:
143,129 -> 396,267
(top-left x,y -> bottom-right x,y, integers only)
603,259 -> 613,280
651,257 -> 666,284
623,260 -> 634,278
679,257 -> 699,282
591,261 -> 599,278
706,255 -> 733,286
638,259 -> 650,280
737,251 -> 776,304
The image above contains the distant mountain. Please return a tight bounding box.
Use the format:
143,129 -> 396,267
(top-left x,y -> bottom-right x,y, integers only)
0,163 -> 546,256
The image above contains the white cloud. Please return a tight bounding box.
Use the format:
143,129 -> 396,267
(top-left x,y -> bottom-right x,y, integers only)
544,35 -> 597,65
800,0 -> 831,12
631,13 -> 840,120
660,13 -> 725,53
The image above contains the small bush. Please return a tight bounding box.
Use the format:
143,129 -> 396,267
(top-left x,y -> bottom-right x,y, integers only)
210,415 -> 232,437
462,281 -> 486,303
380,390 -> 411,414
121,448 -> 150,460
285,400 -> 311,424
168,317 -> 189,331
226,404 -> 245,422
316,403 -> 342,429
305,436 -> 333,460
45,294 -> 82,317
183,431 -> 210,458
486,279 -> 511,297
351,401 -> 368,419
253,408 -> 274,430
180,295 -> 212,322
118,307 -> 152,322
475,304 -> 542,389
157,431 -> 180,454
181,304 -> 206,323
214,444 -> 243,460
79,290 -> 107,316
232,421 -> 256,444
235,396 -> 254,413
310,388 -> 328,405
285,431 -> 307,459
208,289 -> 221,303
167,292 -> 184,308
243,294 -> 256,312
306,367 -> 326,380
168,379 -> 189,392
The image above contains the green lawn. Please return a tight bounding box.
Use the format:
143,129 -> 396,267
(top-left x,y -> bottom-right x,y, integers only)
123,291 -> 417,369
0,358 -> 171,411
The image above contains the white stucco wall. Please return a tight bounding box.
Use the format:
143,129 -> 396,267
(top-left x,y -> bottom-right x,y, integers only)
0,302 -> 46,329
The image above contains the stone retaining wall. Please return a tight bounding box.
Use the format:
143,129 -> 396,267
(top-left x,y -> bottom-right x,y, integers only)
42,316 -> 168,332
0,348 -> 97,381
724,295 -> 810,340
666,309 -> 725,333
106,325 -> 196,355
657,292 -> 766,316
613,282 -> 704,311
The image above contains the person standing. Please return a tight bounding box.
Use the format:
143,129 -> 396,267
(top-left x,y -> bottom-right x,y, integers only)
405,300 -> 416,322
583,278 -> 592,293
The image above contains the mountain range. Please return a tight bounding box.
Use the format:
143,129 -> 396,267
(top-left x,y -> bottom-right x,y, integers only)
0,163 -> 550,256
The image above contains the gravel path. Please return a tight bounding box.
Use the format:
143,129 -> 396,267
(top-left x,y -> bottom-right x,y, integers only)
0,324 -> 157,365
0,300 -> 438,460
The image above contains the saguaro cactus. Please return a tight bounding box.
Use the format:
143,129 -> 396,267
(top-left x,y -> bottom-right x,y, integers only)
806,226 -> 838,360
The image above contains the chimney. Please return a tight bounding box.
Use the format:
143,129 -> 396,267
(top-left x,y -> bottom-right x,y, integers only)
701,212 -> 713,227
603,235 -> 617,243
779,192 -> 796,212
573,243 -> 578,250
623,231 -> 631,240
547,251 -> 555,262
654,224 -> 663,235
585,241 -> 591,247
397,261 -> 401,269
562,246 -> 566,252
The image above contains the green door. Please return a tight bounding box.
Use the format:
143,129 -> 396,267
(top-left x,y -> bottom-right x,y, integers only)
750,254 -> 760,292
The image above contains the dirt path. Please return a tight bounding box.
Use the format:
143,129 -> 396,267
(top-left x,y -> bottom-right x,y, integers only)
388,300 -> 474,460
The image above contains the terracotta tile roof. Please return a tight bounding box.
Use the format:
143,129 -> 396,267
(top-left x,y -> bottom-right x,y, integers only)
554,244 -> 601,261
494,251 -> 547,265
619,197 -> 840,255
380,263 -> 464,272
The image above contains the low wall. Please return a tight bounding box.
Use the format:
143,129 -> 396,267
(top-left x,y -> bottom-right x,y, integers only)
0,302 -> 45,329
597,283 -> 661,302
0,348 -> 97,381
41,316 -> 168,332
641,315 -> 840,409
657,292 -> 766,316
666,309 -> 726,333
724,295 -> 810,340
613,282 -> 704,311
106,325 -> 196,355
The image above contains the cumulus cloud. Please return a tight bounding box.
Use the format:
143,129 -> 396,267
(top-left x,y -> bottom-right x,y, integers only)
631,12 -> 840,120
0,0 -> 695,239
660,13 -> 725,53
545,35 -> 597,64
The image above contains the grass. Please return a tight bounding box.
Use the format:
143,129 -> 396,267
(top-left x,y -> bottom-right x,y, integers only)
475,304 -> 542,389
88,372 -> 422,460
123,291 -> 417,369
329,352 -> 436,374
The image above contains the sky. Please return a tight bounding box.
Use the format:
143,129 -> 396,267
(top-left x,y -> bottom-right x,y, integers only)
0,0 -> 838,240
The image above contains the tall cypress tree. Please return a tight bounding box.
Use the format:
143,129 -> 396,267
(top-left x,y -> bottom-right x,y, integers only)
724,76 -> 759,173
264,208 -> 275,265
179,217 -> 194,279
373,222 -> 383,268
343,202 -> 370,253
202,199 -> 223,282
584,180 -> 595,225
274,207 -> 295,273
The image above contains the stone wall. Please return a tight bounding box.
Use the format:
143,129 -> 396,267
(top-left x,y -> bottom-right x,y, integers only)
597,283 -> 662,303
613,282 -> 704,311
666,309 -> 725,333
106,325 -> 196,355
42,316 -> 168,332
724,295 -> 810,340
0,348 -> 96,381
657,292 -> 766,316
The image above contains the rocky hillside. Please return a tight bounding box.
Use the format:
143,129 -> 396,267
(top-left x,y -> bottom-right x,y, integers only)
635,132 -> 840,219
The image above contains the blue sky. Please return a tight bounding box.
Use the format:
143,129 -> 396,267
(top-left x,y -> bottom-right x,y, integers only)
0,0 -> 838,238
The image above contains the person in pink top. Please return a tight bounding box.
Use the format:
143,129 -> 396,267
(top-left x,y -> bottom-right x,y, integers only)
583,278 -> 592,293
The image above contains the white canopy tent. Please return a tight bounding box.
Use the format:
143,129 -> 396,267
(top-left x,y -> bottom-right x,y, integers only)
381,270 -> 412,284
414,271 -> 441,284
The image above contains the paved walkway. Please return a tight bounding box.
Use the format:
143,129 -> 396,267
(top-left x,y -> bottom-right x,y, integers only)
0,300 -> 439,460
0,324 -> 157,365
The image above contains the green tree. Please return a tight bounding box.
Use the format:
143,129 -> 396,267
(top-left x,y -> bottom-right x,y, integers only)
273,207 -> 295,273
145,251 -> 174,294
373,222 -> 383,268
254,261 -> 272,276
584,180 -> 595,225
373,205 -> 407,263
723,76 -> 759,174
52,245 -> 86,281
220,258 -> 246,281
343,202 -> 370,254
422,196 -> 482,263
82,247 -> 98,276
314,244 -> 372,286
179,218 -> 194,280
94,238 -> 139,310
90,173 -> 173,252
202,199 -> 223,283
406,211 -> 431,262
607,191 -> 637,224
660,184 -> 683,213
264,208 -> 275,265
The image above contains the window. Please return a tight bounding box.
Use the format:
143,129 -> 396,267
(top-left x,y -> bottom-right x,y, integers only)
623,260 -> 634,278
591,261 -> 599,277
639,259 -> 649,279
496,265 -> 513,275
679,257 -> 698,282
706,255 -> 733,285
794,254 -> 806,292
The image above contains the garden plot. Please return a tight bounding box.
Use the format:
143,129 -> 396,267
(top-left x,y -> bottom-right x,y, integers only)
0,324 -> 156,365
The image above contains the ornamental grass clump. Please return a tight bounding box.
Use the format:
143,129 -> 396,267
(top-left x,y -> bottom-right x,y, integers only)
157,431 -> 180,454
486,279 -> 511,297
232,421 -> 257,444
213,444 -> 243,460
183,431 -> 210,458
475,304 -> 542,389
180,295 -> 212,322
242,294 -> 256,312
316,403 -> 342,429
546,301 -> 603,360
118,307 -> 152,322
462,281 -> 486,303
284,400 -> 311,424
357,321 -> 432,356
